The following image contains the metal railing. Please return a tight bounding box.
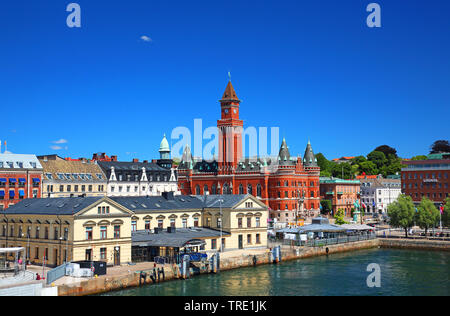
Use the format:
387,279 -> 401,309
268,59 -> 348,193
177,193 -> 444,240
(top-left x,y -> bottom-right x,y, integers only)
270,233 -> 377,248
46,262 -> 68,285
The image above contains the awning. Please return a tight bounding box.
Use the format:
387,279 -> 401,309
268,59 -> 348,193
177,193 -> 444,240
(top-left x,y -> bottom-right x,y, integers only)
32,178 -> 40,183
9,190 -> 15,197
0,191 -> 4,197
0,178 -> 6,183
18,178 -> 26,183
19,190 -> 25,197
9,178 -> 17,183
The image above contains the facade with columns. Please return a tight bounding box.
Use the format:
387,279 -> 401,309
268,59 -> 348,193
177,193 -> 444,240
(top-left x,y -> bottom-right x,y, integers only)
97,135 -> 180,197
177,81 -> 320,223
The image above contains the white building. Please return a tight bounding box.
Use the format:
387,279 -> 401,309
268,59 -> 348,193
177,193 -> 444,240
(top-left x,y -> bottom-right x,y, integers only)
360,177 -> 401,213
97,135 -> 180,197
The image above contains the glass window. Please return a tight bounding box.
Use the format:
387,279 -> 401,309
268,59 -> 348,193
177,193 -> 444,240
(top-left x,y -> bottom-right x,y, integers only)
100,226 -> 107,239
85,227 -> 93,240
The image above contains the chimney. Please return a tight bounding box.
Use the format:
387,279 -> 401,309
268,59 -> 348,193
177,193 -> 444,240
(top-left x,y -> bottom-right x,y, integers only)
92,153 -> 98,160
143,160 -> 148,164
111,155 -> 118,161
132,158 -> 139,163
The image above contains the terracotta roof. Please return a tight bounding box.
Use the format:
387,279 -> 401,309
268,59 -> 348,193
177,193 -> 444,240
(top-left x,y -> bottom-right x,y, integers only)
220,81 -> 239,102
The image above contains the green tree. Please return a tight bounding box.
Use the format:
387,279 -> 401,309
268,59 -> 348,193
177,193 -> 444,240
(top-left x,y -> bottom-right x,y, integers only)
442,198 -> 450,228
415,197 -> 440,234
331,162 -> 353,179
334,208 -> 347,225
430,140 -> 450,154
387,194 -> 415,237
411,155 -> 427,161
351,156 -> 367,166
359,161 -> 378,175
374,145 -> 398,158
367,150 -> 388,170
316,153 -> 332,176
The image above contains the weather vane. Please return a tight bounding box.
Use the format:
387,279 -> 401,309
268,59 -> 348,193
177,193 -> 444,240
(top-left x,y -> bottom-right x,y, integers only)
228,71 -> 231,81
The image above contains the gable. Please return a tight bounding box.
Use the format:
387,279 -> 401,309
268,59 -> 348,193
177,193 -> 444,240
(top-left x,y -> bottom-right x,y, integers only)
233,195 -> 267,210
75,197 -> 133,218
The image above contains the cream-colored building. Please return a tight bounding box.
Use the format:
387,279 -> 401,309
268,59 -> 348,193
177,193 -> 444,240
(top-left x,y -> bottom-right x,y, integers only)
38,155 -> 107,198
1,197 -> 132,266
1,194 -> 268,267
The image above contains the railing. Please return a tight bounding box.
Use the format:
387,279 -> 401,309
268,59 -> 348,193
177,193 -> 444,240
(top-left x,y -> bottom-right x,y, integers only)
46,263 -> 68,285
270,233 -> 377,248
0,270 -> 35,287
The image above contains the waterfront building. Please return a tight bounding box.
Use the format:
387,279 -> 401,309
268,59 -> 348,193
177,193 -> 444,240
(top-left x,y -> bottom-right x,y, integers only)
0,153 -> 43,211
177,81 -> 320,224
1,193 -> 268,266
319,177 -> 361,217
38,155 -> 107,198
360,176 -> 401,213
1,197 -> 133,267
401,153 -> 450,205
96,135 -> 180,197
130,193 -> 268,261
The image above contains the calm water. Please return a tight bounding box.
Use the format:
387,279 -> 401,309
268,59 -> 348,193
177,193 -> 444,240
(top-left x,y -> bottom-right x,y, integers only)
103,249 -> 449,296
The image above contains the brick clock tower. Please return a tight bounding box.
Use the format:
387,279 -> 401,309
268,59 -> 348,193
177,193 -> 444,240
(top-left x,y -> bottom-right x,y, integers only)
177,79 -> 321,223
217,81 -> 243,174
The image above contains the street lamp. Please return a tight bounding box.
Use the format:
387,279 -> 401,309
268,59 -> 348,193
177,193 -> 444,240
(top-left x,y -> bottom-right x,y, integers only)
218,198 -> 224,252
297,190 -> 304,226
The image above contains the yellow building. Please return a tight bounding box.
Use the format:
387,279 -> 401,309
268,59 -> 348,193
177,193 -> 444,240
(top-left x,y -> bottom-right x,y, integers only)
38,155 -> 107,198
1,197 -> 132,266
1,193 -> 268,267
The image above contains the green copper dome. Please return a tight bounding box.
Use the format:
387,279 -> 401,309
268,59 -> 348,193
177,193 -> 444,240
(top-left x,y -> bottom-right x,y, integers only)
159,134 -> 170,152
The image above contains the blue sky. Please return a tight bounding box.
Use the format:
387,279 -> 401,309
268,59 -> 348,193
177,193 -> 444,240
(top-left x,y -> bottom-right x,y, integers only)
1,0 -> 449,161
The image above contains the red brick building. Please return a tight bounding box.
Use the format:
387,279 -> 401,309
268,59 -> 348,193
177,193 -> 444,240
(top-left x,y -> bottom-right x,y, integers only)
0,153 -> 43,210
401,153 -> 450,205
177,81 -> 320,223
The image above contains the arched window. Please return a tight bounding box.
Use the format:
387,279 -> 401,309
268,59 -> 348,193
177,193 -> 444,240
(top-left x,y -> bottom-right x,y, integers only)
239,184 -> 244,194
211,184 -> 216,195
223,183 -> 229,194
195,185 -> 200,195
257,184 -> 262,197
203,185 -> 208,194
247,184 -> 253,195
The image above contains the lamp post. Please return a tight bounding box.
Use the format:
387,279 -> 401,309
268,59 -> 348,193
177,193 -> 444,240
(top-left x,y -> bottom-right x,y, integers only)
218,198 -> 224,252
297,190 -> 304,226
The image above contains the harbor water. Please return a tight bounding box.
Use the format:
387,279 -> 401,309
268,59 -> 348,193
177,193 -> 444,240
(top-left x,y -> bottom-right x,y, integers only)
102,248 -> 449,296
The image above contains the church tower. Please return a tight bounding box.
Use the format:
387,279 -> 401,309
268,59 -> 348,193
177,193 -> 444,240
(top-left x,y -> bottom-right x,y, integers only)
217,80 -> 243,174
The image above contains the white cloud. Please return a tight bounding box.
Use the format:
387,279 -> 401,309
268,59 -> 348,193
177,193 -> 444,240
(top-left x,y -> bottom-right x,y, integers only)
140,35 -> 152,42
52,139 -> 68,144
50,145 -> 62,150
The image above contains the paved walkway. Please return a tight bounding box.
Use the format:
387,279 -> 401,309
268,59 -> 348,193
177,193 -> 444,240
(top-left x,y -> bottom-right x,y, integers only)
51,248 -> 269,287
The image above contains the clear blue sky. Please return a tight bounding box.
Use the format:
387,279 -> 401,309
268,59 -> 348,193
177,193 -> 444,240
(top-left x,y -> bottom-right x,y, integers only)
1,0 -> 449,161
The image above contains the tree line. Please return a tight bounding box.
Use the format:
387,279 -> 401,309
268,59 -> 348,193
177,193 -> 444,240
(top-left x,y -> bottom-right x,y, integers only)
316,140 -> 450,179
387,196 -> 450,237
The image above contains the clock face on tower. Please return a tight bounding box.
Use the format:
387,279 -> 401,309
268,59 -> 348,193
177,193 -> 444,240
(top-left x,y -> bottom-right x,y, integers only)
233,109 -> 237,114
224,109 -> 228,114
